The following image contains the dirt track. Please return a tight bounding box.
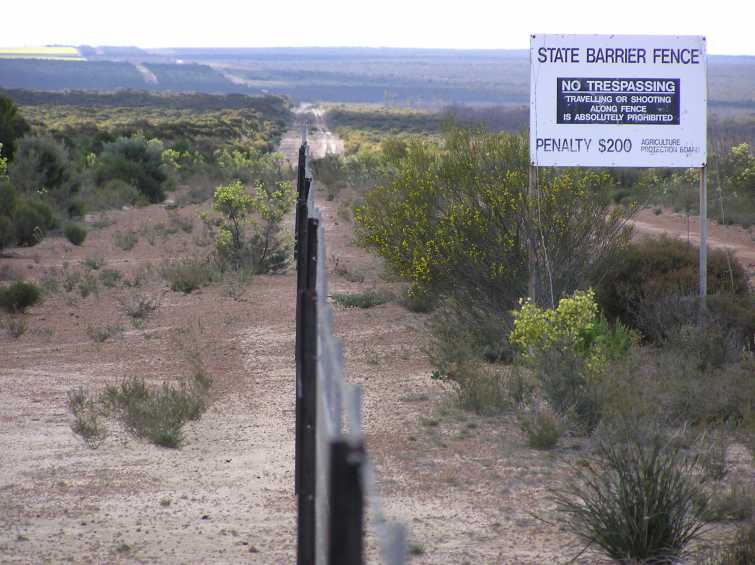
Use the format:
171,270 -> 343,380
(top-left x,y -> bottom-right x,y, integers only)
278,105 -> 344,165
631,208 -> 755,284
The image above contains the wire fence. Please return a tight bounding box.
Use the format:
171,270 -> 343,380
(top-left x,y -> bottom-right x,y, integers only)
294,139 -> 407,565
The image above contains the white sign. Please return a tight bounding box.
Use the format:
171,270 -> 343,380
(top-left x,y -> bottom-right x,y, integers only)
530,34 -> 707,167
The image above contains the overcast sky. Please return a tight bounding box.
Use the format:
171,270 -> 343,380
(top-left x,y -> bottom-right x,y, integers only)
3,0 -> 753,55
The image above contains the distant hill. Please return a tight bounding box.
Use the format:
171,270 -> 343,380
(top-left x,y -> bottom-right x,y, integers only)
0,47 -> 752,110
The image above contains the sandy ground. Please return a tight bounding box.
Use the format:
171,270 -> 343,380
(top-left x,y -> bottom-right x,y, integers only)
0,201 -> 299,564
1,124 -> 753,564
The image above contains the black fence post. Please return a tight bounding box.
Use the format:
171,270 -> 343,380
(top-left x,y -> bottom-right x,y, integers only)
297,216 -> 318,565
294,143 -> 310,497
328,440 -> 365,565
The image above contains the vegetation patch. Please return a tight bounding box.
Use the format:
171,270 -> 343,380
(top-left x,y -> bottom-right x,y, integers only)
553,436 -> 707,563
331,289 -> 391,309
120,292 -> 159,327
0,280 -> 41,313
64,223 -> 87,245
101,372 -> 212,448
161,257 -> 218,294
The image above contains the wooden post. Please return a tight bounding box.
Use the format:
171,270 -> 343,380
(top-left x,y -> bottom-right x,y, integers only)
528,165 -> 537,302
699,165 -> 707,299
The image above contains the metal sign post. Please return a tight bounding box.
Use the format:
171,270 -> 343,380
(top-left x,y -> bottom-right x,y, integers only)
699,165 -> 707,298
527,164 -> 537,301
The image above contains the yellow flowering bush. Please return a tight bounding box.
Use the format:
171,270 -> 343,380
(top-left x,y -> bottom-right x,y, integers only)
511,289 -> 635,376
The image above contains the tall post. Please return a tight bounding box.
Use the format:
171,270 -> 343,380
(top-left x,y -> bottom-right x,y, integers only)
297,217 -> 319,565
527,165 -> 537,302
699,165 -> 707,299
328,440 -> 365,565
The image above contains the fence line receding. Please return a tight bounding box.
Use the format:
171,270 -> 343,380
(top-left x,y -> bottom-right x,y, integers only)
294,140 -> 407,565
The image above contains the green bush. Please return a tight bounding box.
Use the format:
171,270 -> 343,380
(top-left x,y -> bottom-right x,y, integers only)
210,178 -> 294,273
355,128 -> 635,311
532,339 -> 603,433
96,136 -> 168,204
113,229 -> 139,251
599,340 -> 755,433
0,280 -> 42,313
0,178 -> 17,217
67,387 -> 107,448
28,199 -> 57,230
161,257 -> 218,293
81,179 -> 143,211
0,215 -> 13,251
595,236 -> 750,341
120,292 -> 159,327
518,401 -> 563,449
431,361 -> 525,416
13,201 -> 47,246
425,296 -> 513,372
99,268 -> 122,288
101,373 -> 211,448
64,223 -> 87,245
9,135 -> 73,197
331,289 -> 391,309
0,93 -> 31,160
553,436 -> 707,563
66,197 -> 86,219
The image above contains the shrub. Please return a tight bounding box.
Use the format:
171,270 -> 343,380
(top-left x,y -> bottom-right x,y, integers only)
1,315 -> 27,338
354,128 -> 635,310
425,296 -> 513,373
211,178 -> 294,273
101,373 -> 211,448
67,387 -> 107,448
0,280 -> 41,313
81,255 -> 105,270
702,481 -> 755,522
0,179 -> 17,217
595,236 -> 749,339
113,229 -> 139,251
86,324 -> 123,344
331,289 -> 391,309
400,286 -> 435,313
518,401 -> 563,449
120,293 -> 159,326
99,268 -> 122,288
531,339 -> 603,432
712,522 -> 755,565
512,290 -> 635,367
553,436 -> 708,563
432,361 -> 524,416
81,179 -> 143,211
0,93 -> 31,160
66,197 -> 85,219
77,272 -> 99,298
13,201 -> 46,246
9,135 -> 73,197
96,136 -> 168,203
64,223 -> 87,245
0,215 -> 13,251
161,257 -> 218,293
